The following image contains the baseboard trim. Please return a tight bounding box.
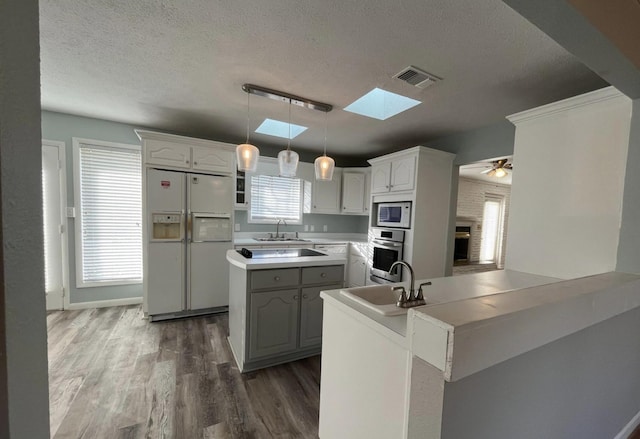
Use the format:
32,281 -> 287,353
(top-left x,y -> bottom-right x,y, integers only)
67,297 -> 143,310
615,410 -> 640,439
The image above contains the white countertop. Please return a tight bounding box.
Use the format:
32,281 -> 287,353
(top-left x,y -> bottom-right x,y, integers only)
226,249 -> 348,270
320,270 -> 560,346
233,233 -> 368,246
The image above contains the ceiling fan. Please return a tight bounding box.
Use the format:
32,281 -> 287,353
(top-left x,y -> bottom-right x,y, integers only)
480,158 -> 513,178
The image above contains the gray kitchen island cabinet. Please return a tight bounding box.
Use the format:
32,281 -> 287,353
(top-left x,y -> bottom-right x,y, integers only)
226,250 -> 345,372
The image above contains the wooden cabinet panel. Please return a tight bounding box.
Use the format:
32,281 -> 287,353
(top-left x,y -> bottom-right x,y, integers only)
192,145 -> 234,174
249,289 -> 299,359
371,162 -> 391,194
250,268 -> 299,290
342,172 -> 366,213
390,155 -> 415,192
312,168 -> 342,214
301,265 -> 344,285
300,283 -> 341,348
145,140 -> 191,169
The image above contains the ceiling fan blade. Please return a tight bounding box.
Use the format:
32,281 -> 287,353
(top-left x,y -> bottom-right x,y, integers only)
486,169 -> 497,177
480,168 -> 493,174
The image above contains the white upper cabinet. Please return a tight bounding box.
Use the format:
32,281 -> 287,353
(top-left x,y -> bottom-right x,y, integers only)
145,139 -> 191,169
371,156 -> 415,194
192,145 -> 234,174
371,162 -> 391,194
137,130 -> 235,175
312,168 -> 342,214
389,155 -> 415,192
342,169 -> 371,215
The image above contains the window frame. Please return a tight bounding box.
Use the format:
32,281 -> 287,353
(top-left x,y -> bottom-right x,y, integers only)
248,174 -> 304,225
72,137 -> 142,288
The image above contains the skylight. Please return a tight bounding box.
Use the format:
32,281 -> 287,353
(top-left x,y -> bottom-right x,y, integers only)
255,118 -> 307,139
343,88 -> 421,120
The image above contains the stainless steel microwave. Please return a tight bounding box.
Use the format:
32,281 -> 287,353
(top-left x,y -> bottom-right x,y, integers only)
376,202 -> 411,228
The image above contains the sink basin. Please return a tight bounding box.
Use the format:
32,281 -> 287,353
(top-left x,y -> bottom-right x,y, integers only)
340,285 -> 415,316
253,237 -> 311,242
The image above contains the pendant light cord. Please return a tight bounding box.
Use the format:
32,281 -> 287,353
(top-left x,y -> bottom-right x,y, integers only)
323,110 -> 328,157
287,100 -> 292,151
245,91 -> 251,143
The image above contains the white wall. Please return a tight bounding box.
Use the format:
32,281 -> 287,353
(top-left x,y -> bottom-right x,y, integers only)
456,178 -> 511,267
0,0 -> 51,437
505,87 -> 632,279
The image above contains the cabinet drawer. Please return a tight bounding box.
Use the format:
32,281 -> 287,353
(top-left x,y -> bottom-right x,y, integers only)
301,265 -> 344,285
250,268 -> 299,290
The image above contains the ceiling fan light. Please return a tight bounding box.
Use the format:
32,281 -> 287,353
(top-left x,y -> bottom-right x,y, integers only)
314,155 -> 335,181
278,149 -> 299,177
494,167 -> 507,178
236,143 -> 259,172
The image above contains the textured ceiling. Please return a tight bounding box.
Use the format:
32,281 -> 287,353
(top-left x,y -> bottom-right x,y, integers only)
39,0 -> 608,162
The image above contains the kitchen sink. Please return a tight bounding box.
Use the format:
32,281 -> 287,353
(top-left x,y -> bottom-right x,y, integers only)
340,285 -> 423,316
253,237 -> 311,242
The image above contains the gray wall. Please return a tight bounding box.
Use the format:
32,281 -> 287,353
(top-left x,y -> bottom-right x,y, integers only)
425,120 -> 515,165
234,210 -> 368,234
617,99 -> 640,274
441,306 -> 640,439
42,111 -> 145,303
0,0 -> 51,437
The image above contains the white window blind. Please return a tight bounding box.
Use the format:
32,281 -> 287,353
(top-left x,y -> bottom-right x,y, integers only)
250,175 -> 302,223
76,142 -> 142,286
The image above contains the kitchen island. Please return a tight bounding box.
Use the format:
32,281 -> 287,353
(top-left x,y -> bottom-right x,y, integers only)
319,270 -> 640,439
226,248 -> 347,372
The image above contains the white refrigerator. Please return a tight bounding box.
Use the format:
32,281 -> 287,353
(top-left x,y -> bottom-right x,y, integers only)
146,168 -> 233,321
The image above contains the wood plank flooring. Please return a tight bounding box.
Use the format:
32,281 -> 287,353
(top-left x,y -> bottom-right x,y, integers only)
47,306 -> 321,439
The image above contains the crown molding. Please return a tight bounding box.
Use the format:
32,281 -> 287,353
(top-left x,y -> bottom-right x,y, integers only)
507,86 -> 629,125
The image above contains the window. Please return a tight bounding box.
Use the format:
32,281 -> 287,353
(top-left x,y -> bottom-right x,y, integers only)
73,138 -> 142,287
480,195 -> 504,263
249,175 -> 303,224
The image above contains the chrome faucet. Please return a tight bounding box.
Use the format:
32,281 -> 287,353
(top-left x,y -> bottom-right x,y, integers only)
389,261 -> 430,308
275,218 -> 287,239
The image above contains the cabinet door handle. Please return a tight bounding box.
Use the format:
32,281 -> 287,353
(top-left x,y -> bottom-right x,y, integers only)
274,276 -> 280,281
293,295 -> 299,300
186,159 -> 190,164
314,205 -> 317,208
320,273 -> 327,278
385,185 -> 389,189
194,161 -> 198,165
389,184 -> 394,188
303,294 -> 308,299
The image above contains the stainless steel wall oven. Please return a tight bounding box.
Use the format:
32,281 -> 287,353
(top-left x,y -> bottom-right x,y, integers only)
370,228 -> 405,283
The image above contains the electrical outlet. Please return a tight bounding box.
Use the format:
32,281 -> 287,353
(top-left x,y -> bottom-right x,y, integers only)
310,225 -> 315,232
323,225 -> 328,232
234,223 -> 240,232
304,224 -> 309,232
66,207 -> 76,218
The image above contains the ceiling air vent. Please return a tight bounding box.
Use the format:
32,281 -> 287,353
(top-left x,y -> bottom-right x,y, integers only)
393,66 -> 441,89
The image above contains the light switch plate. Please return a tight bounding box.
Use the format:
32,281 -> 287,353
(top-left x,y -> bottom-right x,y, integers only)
234,223 -> 240,232
310,225 -> 315,232
304,225 -> 309,232
323,225 -> 328,232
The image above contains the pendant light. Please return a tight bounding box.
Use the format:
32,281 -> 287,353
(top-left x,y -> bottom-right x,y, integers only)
236,90 -> 259,172
278,100 -> 299,177
314,111 -> 335,181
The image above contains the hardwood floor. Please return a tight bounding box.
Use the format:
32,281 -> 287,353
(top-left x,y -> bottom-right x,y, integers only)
47,306 -> 321,438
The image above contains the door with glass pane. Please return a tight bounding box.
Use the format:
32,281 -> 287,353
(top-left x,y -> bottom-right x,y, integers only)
42,140 -> 67,310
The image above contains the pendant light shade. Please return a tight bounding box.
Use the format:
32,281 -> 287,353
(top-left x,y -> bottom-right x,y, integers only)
315,155 -> 335,180
278,149 -> 300,177
236,90 -> 259,172
314,111 -> 335,181
236,143 -> 259,172
278,101 -> 299,177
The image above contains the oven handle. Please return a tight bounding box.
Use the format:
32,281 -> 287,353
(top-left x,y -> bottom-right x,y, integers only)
373,239 -> 403,248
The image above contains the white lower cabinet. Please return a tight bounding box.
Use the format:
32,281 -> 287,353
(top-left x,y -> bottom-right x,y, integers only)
348,255 -> 367,287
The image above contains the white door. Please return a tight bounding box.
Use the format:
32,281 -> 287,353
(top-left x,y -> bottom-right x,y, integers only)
42,140 -> 67,310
